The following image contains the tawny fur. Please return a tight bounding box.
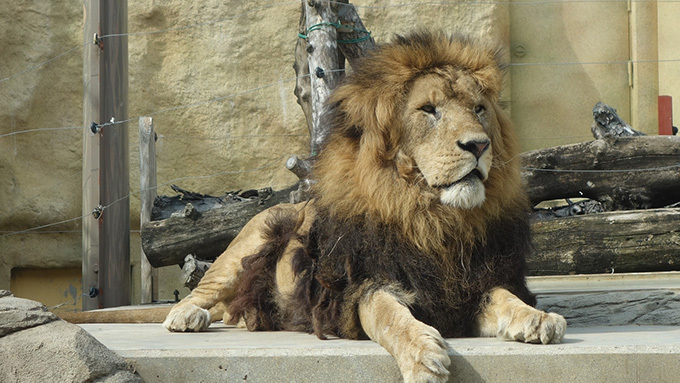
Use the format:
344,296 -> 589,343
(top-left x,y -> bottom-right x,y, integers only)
164,31 -> 566,383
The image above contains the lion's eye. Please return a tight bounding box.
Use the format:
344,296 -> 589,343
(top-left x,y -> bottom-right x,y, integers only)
419,104 -> 437,115
474,104 -> 486,115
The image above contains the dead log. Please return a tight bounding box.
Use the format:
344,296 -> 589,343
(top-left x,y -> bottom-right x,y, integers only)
528,208 -> 680,276
335,2 -> 376,65
591,102 -> 645,139
521,136 -> 680,209
141,185 -> 297,267
293,0 -> 375,145
301,0 -> 343,155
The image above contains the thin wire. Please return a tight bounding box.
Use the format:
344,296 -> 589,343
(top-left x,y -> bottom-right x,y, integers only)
99,2 -> 298,39
160,133 -> 306,140
0,3 -> 299,85
340,0 -> 680,7
0,44 -> 83,85
0,155 -> 293,239
0,71 -> 316,139
510,58 -> 680,67
153,154 -> 289,191
0,215 -> 86,239
0,126 -> 84,139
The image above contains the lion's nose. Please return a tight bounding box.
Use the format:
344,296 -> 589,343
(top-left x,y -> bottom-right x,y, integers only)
457,139 -> 490,159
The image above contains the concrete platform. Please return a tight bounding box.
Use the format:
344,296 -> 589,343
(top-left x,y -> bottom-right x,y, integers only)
80,323 -> 680,383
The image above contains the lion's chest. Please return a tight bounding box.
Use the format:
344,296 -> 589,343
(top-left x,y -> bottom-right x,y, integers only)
304,215 -> 534,338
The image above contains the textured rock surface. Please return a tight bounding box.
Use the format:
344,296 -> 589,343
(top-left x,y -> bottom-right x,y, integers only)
0,292 -> 59,337
0,291 -> 142,382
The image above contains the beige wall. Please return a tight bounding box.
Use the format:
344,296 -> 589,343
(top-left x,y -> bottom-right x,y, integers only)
658,1 -> 680,121
1,1 -> 677,309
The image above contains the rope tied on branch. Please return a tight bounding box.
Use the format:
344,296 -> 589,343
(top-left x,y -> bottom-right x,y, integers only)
297,21 -> 372,44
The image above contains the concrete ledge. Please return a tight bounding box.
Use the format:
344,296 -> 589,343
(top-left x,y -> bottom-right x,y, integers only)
80,323 -> 680,383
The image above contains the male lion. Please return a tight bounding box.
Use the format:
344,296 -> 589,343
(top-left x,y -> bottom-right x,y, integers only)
164,31 -> 566,382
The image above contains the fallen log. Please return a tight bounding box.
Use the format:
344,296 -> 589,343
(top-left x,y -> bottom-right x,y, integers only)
521,136 -> 680,209
141,185 -> 297,267
528,208 -> 680,276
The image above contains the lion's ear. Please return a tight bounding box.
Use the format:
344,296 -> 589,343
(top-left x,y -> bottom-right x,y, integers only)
471,65 -> 503,101
358,95 -> 401,163
332,84 -> 401,163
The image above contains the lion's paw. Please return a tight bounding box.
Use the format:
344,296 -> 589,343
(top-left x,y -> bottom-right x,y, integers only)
163,303 -> 211,332
399,324 -> 451,383
505,309 -> 566,344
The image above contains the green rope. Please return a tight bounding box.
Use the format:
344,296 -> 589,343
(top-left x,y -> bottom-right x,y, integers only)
298,21 -> 371,44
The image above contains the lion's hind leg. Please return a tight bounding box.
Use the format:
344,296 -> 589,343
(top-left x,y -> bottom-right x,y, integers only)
358,286 -> 451,383
476,287 -> 567,344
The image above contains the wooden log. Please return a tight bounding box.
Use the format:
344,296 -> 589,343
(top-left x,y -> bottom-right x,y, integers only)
141,185 -> 297,267
528,208 -> 680,276
293,2 -> 314,140
521,136 -> 680,209
335,2 -> 376,66
293,1 -> 374,154
138,117 -> 158,303
303,0 -> 343,155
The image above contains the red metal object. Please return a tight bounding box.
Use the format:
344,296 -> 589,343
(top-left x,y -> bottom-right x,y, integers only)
658,95 -> 673,135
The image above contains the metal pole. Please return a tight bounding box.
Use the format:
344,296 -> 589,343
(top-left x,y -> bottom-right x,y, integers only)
99,0 -> 130,308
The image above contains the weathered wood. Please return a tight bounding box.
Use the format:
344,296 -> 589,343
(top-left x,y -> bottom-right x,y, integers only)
82,0 -> 101,311
180,254 -> 212,290
293,0 -> 374,152
98,0 -> 130,309
335,2 -> 376,66
591,102 -> 645,139
286,155 -> 313,180
303,0 -> 342,155
293,3 -> 313,139
529,208 -> 680,276
139,117 -> 158,303
141,185 -> 297,267
521,136 -> 680,209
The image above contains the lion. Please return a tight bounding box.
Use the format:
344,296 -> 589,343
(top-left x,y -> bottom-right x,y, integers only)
163,31 -> 566,382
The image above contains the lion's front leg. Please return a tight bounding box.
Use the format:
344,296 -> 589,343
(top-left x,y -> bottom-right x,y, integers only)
359,289 -> 451,383
476,287 -> 566,344
162,252 -> 244,332
163,208 -> 274,332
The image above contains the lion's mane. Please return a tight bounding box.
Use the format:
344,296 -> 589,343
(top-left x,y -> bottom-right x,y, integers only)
228,31 -> 535,340
314,31 -> 529,254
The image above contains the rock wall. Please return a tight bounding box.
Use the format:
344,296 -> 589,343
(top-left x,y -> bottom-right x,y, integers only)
0,1 -> 506,300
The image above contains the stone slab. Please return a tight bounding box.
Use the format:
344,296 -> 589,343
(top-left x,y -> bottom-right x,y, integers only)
80,323 -> 680,383
0,290 -> 59,337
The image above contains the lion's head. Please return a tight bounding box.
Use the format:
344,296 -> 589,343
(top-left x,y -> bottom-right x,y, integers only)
313,31 -> 529,253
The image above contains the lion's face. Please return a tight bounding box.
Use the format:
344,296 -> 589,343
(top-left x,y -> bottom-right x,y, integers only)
399,71 -> 497,209
314,32 -> 526,250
